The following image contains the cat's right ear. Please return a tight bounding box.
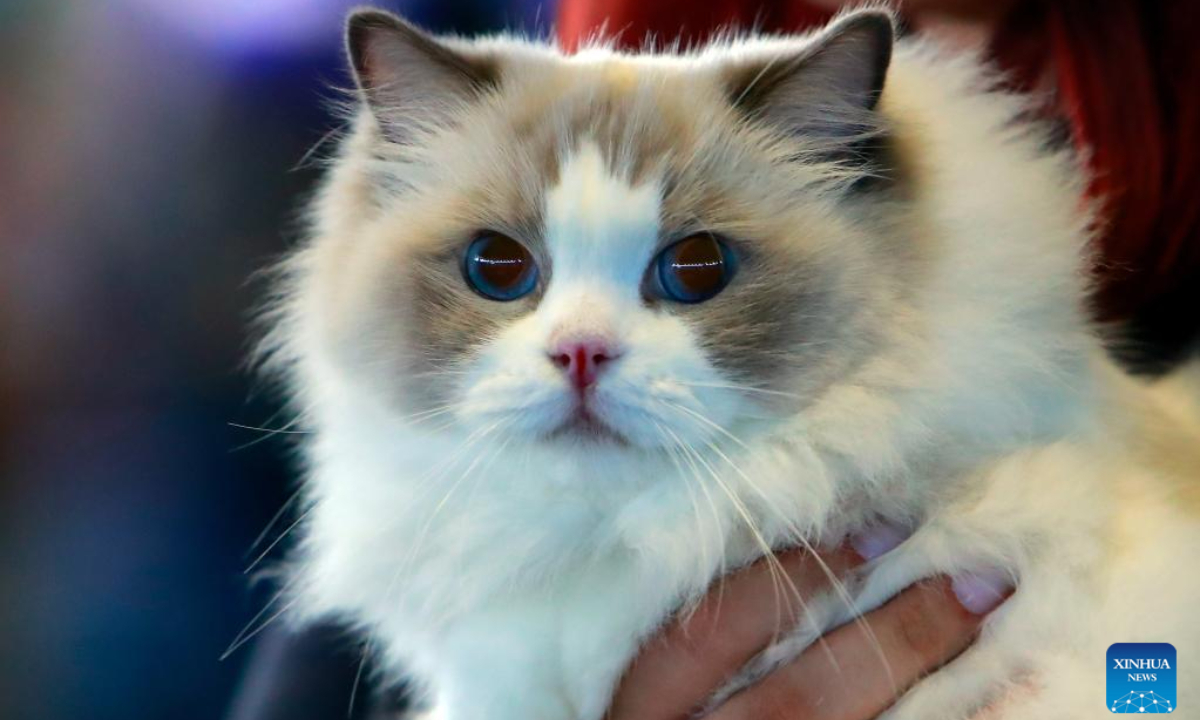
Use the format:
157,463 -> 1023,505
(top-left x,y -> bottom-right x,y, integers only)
346,10 -> 497,144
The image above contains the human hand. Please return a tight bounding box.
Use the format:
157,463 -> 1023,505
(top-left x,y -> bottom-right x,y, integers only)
609,528 -> 1013,720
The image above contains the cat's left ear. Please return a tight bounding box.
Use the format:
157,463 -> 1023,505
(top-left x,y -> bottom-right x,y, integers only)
725,10 -> 894,140
346,10 -> 498,144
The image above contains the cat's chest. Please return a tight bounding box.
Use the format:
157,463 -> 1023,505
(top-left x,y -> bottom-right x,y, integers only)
304,434 -> 721,605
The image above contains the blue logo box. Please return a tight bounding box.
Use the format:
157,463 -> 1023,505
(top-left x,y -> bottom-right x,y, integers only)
1108,643 -> 1177,713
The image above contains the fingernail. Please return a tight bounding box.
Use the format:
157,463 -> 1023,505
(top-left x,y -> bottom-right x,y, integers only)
848,522 -> 910,562
951,569 -> 1014,615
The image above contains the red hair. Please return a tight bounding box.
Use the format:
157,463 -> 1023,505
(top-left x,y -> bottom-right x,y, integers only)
558,0 -> 1200,359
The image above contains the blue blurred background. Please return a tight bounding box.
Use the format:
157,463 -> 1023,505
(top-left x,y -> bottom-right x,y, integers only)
0,2 -> 552,719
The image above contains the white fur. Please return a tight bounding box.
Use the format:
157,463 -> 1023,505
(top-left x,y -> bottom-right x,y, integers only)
264,19 -> 1200,720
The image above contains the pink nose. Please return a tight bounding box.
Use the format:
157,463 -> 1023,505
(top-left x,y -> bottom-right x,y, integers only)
549,337 -> 619,391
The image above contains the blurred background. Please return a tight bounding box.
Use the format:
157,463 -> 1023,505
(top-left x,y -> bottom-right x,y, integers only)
0,2 -> 551,719
2,1 -> 1196,719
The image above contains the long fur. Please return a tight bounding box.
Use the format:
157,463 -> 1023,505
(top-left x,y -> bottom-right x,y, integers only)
255,8 -> 1200,719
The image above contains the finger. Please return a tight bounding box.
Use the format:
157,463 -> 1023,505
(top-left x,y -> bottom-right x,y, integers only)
705,574 -> 1013,720
609,524 -> 908,720
608,548 -> 859,720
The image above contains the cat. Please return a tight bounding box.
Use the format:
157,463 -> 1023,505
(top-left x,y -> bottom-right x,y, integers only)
255,5 -> 1200,719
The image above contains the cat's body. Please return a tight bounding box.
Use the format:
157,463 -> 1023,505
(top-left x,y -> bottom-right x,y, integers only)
261,8 -> 1200,719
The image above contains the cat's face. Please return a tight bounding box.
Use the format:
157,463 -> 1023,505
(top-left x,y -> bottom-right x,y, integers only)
313,10 -> 906,452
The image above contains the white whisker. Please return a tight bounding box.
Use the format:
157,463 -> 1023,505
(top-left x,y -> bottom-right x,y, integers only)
244,504 -> 313,576
654,421 -> 722,621
221,589 -> 302,661
382,414 -> 517,623
246,488 -> 303,558
658,423 -> 798,639
229,422 -> 312,435
347,637 -> 374,720
228,411 -> 313,452
676,380 -> 806,402
663,401 -> 894,685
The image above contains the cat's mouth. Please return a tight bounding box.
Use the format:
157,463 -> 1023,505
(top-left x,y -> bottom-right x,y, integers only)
545,407 -> 627,445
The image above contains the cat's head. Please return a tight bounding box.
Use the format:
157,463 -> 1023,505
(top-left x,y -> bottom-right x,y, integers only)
294,8 -> 914,454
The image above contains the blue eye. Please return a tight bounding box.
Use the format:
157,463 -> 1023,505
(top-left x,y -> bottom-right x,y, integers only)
463,232 -> 539,301
652,234 -> 736,303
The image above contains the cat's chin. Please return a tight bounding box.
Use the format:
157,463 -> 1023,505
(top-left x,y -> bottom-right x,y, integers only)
542,410 -> 630,447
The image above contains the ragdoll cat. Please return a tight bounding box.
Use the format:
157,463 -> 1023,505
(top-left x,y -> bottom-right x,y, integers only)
257,6 -> 1200,719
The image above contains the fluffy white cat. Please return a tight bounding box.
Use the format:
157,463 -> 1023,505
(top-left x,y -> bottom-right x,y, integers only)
257,6 -> 1200,718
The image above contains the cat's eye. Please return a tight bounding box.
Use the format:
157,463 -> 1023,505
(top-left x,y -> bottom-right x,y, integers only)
651,233 -> 736,304
463,232 -> 539,301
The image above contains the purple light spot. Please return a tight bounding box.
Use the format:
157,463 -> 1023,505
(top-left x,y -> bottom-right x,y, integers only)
117,0 -> 348,53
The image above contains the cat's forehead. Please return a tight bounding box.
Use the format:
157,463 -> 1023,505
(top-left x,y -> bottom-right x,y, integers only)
468,61 -> 781,238
544,140 -> 661,294
399,61 -> 768,258
500,58 -> 724,184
